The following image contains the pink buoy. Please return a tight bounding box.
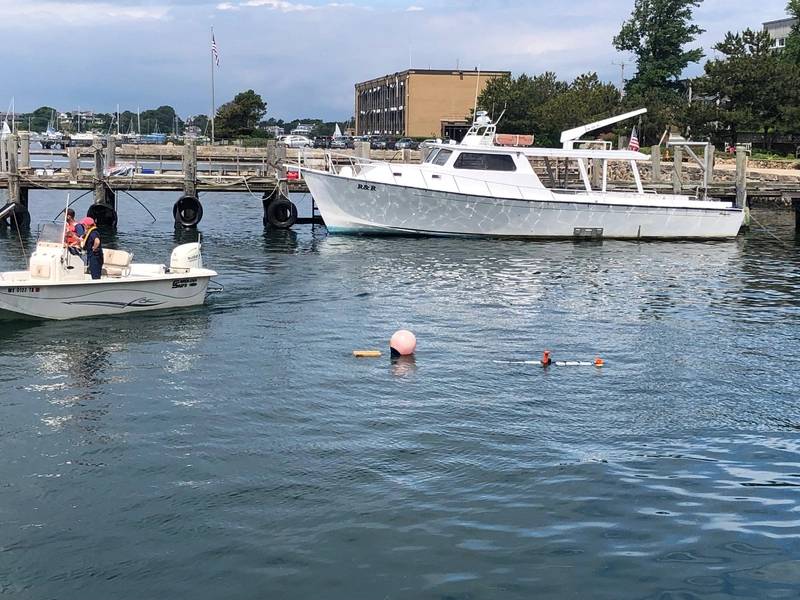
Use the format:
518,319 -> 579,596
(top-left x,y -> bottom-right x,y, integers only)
390,330 -> 417,357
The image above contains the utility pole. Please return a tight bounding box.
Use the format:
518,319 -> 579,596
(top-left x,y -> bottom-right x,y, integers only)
612,60 -> 629,97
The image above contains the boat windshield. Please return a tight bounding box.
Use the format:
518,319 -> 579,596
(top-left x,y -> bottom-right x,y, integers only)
38,222 -> 66,244
431,149 -> 452,166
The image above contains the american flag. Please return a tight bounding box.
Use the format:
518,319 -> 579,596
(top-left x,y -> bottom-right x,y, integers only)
628,126 -> 640,152
212,33 -> 220,67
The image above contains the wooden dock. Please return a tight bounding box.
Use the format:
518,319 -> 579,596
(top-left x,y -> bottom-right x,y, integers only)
2,132 -> 800,231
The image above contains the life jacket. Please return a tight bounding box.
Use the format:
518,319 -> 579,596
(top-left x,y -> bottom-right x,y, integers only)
82,226 -> 100,253
65,222 -> 79,246
81,225 -> 95,243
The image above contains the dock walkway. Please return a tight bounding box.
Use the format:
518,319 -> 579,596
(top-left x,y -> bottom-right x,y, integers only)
3,133 -> 800,231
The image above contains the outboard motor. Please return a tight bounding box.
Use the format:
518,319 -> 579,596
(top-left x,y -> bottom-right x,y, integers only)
170,242 -> 203,273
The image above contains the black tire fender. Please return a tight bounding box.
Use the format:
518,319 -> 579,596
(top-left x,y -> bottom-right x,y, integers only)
173,195 -> 203,228
266,198 -> 298,229
87,203 -> 118,229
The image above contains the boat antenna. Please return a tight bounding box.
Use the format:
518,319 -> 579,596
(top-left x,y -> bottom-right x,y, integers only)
472,65 -> 481,121
60,193 -> 70,264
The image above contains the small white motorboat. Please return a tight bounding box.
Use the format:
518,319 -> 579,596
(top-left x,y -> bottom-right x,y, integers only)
0,222 -> 218,320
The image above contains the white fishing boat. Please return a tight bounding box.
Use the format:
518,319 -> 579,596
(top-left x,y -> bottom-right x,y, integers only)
0,218 -> 218,320
297,109 -> 744,239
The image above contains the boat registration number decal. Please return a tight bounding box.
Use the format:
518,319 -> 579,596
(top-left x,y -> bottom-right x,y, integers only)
357,184 -> 377,192
6,287 -> 40,294
172,278 -> 198,289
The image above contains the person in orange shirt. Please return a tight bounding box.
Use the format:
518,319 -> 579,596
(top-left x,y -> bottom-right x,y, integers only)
65,208 -> 81,251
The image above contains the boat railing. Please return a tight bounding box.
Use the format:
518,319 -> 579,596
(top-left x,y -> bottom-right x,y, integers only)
326,152 -> 386,177
323,153 -> 707,203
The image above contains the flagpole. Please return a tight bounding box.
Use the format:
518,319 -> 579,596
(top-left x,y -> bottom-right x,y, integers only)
211,27 -> 216,145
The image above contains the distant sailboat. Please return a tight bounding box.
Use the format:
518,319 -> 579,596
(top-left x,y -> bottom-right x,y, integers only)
333,123 -> 342,138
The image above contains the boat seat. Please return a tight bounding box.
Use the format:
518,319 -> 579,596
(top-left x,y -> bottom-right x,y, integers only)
101,249 -> 133,277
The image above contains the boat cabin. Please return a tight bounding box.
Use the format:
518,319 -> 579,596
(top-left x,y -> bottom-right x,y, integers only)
421,143 -> 649,194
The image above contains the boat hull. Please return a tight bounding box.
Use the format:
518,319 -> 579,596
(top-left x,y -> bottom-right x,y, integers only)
0,274 -> 214,320
301,170 -> 744,239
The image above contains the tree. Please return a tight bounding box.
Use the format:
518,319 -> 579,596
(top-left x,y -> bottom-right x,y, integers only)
475,72 -> 620,147
539,73 -> 622,144
475,73 -> 567,145
614,0 -> 705,93
783,0 -> 800,64
689,28 -> 800,148
215,89 -> 267,139
139,105 -> 181,134
25,106 -> 57,132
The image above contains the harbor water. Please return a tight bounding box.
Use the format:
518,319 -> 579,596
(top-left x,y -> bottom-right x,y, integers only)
1,191 -> 800,599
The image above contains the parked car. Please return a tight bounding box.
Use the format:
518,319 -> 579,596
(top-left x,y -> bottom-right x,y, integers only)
330,136 -> 354,149
313,136 -> 332,149
395,138 -> 419,150
419,138 -> 442,148
370,136 -> 397,150
278,135 -> 313,148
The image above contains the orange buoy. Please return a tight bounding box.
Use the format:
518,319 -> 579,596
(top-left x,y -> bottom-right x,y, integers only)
594,357 -> 604,367
541,350 -> 552,366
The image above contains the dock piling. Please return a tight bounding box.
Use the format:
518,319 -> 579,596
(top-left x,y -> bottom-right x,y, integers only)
650,146 -> 661,183
266,140 -> 276,177
19,132 -> 30,171
703,144 -> 715,192
104,135 -> 117,169
735,146 -> 750,227
6,135 -> 21,205
671,147 -> 683,194
591,158 -> 601,190
173,139 -> 202,228
183,139 -> 197,198
356,141 -> 370,160
88,136 -> 117,228
1,134 -> 30,228
0,131 -> 6,173
276,145 -> 287,179
68,147 -> 79,181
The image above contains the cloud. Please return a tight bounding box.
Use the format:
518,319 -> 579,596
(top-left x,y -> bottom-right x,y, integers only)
405,5 -> 423,11
240,0 -> 316,10
0,0 -> 170,24
0,0 -> 791,121
225,0 -> 359,10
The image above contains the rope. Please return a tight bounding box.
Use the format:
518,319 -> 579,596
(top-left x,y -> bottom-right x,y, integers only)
51,190 -> 92,221
749,213 -> 790,248
19,172 -> 69,190
11,210 -> 26,257
242,176 -> 279,203
119,190 -> 157,223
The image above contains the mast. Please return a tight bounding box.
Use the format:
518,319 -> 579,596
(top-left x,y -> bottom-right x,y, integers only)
211,26 -> 216,145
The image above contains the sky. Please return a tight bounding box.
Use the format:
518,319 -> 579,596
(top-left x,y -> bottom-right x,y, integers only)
0,0 -> 791,121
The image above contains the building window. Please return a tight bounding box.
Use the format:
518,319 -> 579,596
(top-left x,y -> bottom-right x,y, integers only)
453,152 -> 516,171
779,38 -> 786,47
